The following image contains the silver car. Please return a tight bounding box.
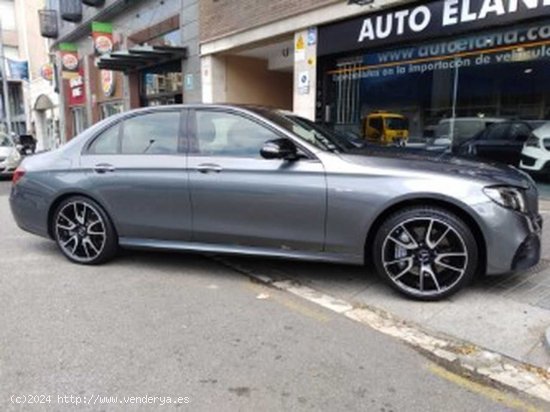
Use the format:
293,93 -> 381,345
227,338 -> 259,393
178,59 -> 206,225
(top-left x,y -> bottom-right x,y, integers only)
9,105 -> 542,300
0,133 -> 22,177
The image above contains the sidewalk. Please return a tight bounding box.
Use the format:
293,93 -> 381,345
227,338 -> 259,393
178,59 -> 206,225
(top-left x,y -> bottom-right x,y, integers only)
220,208 -> 550,371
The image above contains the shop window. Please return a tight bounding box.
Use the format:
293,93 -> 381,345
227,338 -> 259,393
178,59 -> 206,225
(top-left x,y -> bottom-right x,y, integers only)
71,107 -> 87,136
100,102 -> 124,120
321,19 -> 550,153
140,61 -> 183,107
147,29 -> 182,48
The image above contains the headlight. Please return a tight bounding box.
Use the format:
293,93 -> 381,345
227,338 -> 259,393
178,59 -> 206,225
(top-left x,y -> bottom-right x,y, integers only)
524,135 -> 540,148
483,186 -> 526,213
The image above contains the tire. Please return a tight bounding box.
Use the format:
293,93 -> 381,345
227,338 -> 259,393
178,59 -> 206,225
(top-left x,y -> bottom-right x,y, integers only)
52,195 -> 118,265
372,206 -> 478,301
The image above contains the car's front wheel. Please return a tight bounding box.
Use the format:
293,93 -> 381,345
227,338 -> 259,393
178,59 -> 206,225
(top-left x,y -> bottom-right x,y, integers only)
53,196 -> 118,264
373,206 -> 478,300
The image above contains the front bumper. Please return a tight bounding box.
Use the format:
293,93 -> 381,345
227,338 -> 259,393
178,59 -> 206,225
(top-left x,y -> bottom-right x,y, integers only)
0,161 -> 18,176
520,147 -> 549,172
475,201 -> 542,274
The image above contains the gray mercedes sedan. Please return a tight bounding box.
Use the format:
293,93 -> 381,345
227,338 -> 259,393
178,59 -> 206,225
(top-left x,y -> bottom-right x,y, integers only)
9,105 -> 542,300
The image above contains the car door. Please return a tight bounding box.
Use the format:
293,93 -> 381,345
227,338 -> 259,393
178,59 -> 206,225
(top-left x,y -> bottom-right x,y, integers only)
80,109 -> 192,241
187,108 -> 326,252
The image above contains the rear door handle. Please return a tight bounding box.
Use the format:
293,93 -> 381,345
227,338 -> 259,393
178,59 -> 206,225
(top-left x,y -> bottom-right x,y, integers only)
94,163 -> 116,174
196,163 -> 222,174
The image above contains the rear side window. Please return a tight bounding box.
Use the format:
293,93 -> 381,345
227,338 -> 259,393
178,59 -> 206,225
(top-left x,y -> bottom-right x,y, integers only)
88,124 -> 119,154
484,123 -> 510,141
88,111 -> 181,155
121,112 -> 180,154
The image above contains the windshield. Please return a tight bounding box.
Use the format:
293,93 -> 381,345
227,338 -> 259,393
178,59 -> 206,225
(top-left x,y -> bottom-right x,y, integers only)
385,117 -> 408,130
0,134 -> 13,147
255,109 -> 356,152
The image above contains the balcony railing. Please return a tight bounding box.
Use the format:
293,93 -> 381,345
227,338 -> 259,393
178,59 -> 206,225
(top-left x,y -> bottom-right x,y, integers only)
82,0 -> 105,6
60,0 -> 83,22
38,9 -> 58,38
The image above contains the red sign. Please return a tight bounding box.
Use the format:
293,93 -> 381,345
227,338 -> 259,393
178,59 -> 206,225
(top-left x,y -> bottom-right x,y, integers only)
66,67 -> 86,106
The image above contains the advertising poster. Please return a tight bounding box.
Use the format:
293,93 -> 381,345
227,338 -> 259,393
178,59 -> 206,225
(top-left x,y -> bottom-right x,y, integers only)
92,22 -> 114,56
59,43 -> 79,80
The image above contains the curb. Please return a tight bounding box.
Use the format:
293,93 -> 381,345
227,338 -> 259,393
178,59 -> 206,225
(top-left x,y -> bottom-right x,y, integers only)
214,256 -> 550,405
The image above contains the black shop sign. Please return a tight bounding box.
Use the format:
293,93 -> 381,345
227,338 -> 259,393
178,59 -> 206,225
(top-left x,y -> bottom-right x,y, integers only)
318,0 -> 550,56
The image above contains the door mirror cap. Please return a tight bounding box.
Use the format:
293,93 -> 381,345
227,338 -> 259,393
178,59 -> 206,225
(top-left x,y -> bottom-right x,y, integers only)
260,138 -> 298,160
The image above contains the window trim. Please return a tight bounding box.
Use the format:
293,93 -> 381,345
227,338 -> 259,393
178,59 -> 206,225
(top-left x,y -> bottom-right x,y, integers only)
188,107 -> 317,160
83,108 -> 187,156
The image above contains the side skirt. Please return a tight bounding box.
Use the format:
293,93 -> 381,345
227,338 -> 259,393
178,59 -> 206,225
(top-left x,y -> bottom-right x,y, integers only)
118,237 -> 364,265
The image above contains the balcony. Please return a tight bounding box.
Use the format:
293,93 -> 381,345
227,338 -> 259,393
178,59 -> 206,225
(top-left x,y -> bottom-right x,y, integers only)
82,0 -> 106,6
38,9 -> 58,38
60,0 -> 83,23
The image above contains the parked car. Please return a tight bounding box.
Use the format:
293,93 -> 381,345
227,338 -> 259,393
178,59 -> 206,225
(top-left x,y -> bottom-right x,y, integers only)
10,105 -> 541,300
0,133 -> 22,178
431,117 -> 505,148
455,121 -> 534,165
519,122 -> 550,174
364,111 -> 409,146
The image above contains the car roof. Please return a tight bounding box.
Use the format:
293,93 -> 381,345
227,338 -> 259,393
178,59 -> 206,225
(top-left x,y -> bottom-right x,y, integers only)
438,117 -> 505,124
121,103 -> 279,113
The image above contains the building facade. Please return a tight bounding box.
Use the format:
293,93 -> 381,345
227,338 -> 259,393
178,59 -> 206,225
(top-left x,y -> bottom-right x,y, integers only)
40,0 -> 200,141
0,0 -> 42,138
199,0 -> 550,150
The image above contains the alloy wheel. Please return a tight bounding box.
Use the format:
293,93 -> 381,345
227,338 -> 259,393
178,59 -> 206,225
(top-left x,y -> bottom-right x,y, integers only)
381,217 -> 468,298
55,201 -> 107,263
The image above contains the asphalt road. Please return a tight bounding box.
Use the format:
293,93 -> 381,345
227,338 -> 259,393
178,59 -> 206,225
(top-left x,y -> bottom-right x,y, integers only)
0,180 -> 544,411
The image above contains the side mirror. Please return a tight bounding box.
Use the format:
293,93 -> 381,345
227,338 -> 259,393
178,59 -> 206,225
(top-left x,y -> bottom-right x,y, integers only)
260,138 -> 298,160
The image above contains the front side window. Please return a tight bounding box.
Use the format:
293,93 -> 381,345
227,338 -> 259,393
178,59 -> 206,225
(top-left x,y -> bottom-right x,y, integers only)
370,117 -> 383,133
509,123 -> 531,141
193,111 -> 279,158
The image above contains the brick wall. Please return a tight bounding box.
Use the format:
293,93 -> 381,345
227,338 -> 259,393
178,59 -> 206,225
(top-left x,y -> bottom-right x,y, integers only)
199,0 -> 340,42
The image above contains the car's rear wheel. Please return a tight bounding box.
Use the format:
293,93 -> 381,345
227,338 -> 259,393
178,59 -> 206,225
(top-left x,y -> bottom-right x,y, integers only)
373,207 -> 478,300
53,196 -> 117,264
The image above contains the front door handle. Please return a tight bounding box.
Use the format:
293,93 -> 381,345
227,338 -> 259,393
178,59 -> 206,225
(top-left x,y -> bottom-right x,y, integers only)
94,163 -> 116,174
196,163 -> 222,174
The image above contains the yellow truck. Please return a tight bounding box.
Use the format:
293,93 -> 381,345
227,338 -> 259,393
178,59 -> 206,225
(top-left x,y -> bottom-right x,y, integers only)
364,112 -> 409,146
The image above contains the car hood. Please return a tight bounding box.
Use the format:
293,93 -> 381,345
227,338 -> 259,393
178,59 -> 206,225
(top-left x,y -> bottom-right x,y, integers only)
342,146 -> 533,189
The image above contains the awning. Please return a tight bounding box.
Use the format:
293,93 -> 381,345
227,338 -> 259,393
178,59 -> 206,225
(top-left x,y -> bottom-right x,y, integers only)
96,45 -> 187,73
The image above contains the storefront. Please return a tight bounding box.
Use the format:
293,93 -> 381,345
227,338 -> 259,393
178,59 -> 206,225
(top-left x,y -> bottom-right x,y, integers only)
41,0 -> 201,141
316,0 -> 550,155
